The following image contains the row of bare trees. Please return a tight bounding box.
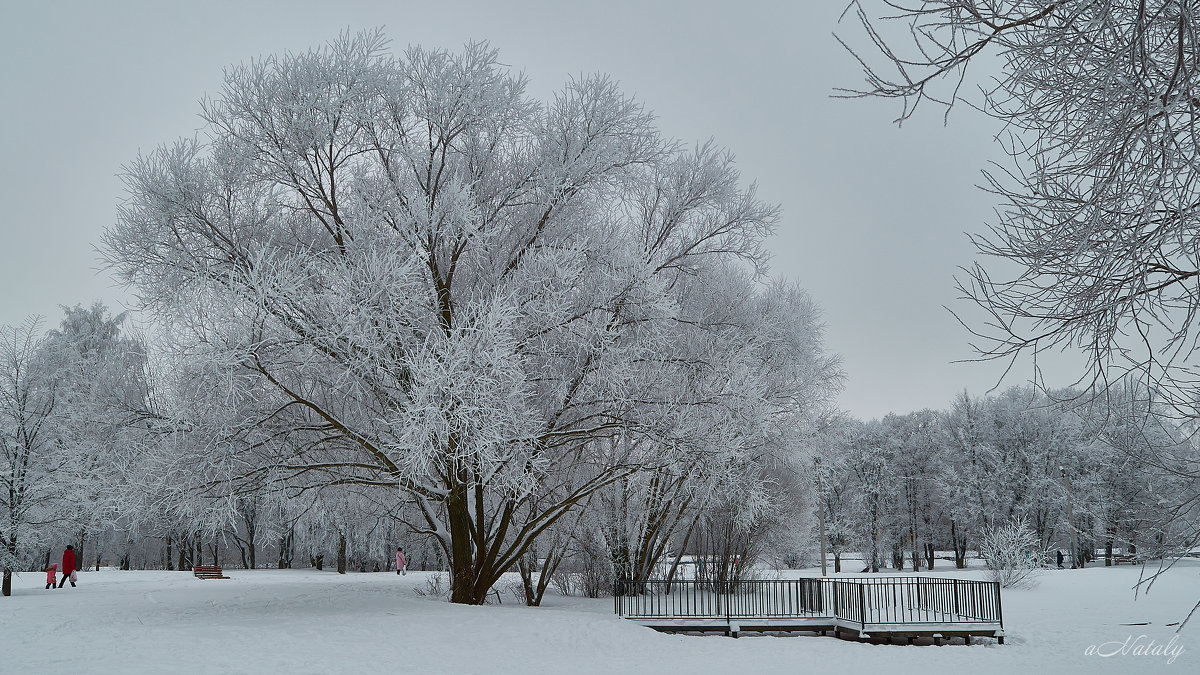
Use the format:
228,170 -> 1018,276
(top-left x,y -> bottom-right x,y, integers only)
814,385 -> 1197,574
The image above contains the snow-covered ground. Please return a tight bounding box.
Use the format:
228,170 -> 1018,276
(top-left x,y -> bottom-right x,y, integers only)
1,562 -> 1195,673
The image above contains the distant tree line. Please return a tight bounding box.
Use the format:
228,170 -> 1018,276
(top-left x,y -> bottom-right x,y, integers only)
814,385 -> 1196,574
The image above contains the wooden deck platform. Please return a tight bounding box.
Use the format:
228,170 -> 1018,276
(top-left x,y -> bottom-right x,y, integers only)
614,577 -> 1005,643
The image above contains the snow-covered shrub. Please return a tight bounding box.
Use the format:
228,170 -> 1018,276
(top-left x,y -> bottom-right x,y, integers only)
500,578 -> 526,603
579,560 -> 610,598
979,517 -> 1045,588
413,572 -> 448,599
550,548 -> 611,599
550,569 -> 578,597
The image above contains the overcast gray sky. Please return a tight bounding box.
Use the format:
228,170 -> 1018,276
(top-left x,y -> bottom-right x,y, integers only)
0,0 -> 1084,419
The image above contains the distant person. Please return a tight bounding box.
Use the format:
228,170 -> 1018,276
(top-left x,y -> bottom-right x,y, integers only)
58,545 -> 77,588
1056,550 -> 1064,569
45,563 -> 57,590
396,547 -> 407,576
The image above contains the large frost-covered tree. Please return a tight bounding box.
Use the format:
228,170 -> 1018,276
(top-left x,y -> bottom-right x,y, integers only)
102,31 -> 833,603
599,272 -> 841,586
45,304 -> 150,571
0,305 -> 146,596
0,320 -> 66,597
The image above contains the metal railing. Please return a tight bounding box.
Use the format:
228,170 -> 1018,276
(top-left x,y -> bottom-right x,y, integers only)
614,576 -> 1003,632
852,577 -> 1002,626
613,579 -> 825,620
827,579 -> 865,626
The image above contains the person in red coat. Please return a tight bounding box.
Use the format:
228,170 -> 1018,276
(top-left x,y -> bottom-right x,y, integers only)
57,545 -> 77,588
395,547 -> 407,576
45,563 -> 57,590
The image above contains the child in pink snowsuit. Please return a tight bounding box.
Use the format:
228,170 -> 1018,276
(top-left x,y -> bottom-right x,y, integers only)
396,547 -> 407,576
45,563 -> 57,589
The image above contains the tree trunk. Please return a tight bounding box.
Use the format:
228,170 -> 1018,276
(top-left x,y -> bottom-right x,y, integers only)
76,531 -> 86,575
608,538 -> 632,597
337,533 -> 347,574
178,533 -> 190,571
446,479 -> 478,604
2,537 -> 14,596
950,521 -> 968,569
924,543 -> 935,570
166,534 -> 174,571
834,552 -> 841,573
517,551 -> 537,606
278,528 -> 294,569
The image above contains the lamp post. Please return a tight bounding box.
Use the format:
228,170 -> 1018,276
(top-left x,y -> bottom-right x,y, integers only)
817,460 -> 828,577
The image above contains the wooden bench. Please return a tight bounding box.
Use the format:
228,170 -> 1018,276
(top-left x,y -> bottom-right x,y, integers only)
193,565 -> 229,579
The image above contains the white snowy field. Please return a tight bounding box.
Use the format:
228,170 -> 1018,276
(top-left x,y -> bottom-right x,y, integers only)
1,563 -> 1195,674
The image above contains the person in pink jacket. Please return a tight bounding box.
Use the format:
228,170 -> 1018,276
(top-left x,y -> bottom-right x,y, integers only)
396,547 -> 407,576
45,563 -> 57,590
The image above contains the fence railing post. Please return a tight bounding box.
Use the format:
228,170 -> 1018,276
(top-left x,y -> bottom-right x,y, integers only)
726,580 -> 731,625
858,582 -> 867,632
994,581 -> 1004,628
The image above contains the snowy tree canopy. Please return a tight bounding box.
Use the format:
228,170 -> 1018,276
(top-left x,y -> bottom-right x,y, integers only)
102,30 -> 840,603
0,305 -> 147,596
